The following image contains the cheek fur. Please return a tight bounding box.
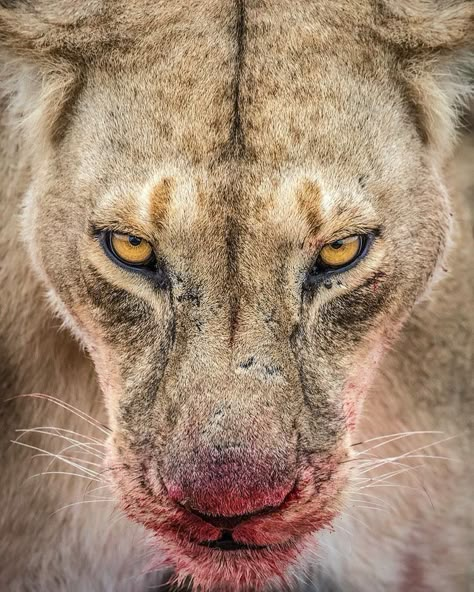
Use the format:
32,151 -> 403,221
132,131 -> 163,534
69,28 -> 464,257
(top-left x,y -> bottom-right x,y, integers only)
342,336 -> 386,431
84,336 -> 125,428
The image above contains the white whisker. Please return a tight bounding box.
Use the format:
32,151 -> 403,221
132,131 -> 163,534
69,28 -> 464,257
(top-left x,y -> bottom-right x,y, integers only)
12,440 -> 100,479
50,499 -> 115,516
12,393 -> 110,435
15,426 -> 105,446
33,452 -> 102,468
352,430 -> 444,451
350,504 -> 388,513
25,471 -> 101,483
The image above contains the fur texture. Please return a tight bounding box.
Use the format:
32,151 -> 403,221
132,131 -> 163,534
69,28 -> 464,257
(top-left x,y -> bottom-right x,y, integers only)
0,2 -> 473,591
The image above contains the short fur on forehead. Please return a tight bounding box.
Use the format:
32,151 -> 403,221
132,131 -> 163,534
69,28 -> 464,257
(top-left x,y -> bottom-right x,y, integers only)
0,1 -> 472,164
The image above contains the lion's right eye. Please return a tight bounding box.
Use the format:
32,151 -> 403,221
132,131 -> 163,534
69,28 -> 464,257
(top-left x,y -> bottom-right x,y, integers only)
105,231 -> 155,268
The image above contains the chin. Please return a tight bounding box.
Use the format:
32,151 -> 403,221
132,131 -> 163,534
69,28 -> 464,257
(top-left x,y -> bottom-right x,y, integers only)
149,535 -> 308,591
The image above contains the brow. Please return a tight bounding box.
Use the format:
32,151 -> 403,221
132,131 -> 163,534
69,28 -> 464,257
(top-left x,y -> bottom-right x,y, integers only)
90,178 -> 174,239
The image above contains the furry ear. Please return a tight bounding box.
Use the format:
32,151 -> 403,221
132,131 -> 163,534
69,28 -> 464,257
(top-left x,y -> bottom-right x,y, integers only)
377,0 -> 473,50
376,0 -> 474,161
0,1 -> 108,155
0,1 -> 106,57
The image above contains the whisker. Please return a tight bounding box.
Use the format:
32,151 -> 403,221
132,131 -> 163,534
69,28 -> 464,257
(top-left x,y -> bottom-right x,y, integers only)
361,482 -> 427,494
395,454 -> 461,463
11,394 -> 110,435
358,462 -> 425,481
16,430 -> 105,460
50,499 -> 115,516
15,426 -> 105,446
85,484 -> 112,495
356,449 -> 460,476
12,440 -> 100,479
356,457 -> 419,476
347,500 -> 387,512
25,471 -> 102,483
352,430 -> 444,451
357,467 -> 420,484
33,452 -> 102,468
350,504 -> 389,513
347,492 -> 394,510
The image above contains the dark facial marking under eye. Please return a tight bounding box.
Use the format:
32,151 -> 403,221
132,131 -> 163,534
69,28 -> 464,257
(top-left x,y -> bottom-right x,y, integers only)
83,265 -> 157,343
318,278 -> 391,342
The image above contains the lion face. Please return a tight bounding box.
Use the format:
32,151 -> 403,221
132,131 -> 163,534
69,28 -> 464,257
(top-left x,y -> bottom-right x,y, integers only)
5,0 -> 470,589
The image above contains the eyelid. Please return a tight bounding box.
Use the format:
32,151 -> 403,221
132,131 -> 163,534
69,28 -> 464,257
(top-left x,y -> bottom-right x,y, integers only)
318,226 -> 380,247
90,223 -> 154,244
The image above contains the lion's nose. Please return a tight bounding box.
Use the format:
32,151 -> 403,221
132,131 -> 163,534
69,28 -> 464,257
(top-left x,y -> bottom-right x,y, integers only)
163,445 -> 295,518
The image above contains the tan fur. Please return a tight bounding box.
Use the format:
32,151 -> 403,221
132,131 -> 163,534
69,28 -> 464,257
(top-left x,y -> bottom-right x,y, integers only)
0,2 -> 473,591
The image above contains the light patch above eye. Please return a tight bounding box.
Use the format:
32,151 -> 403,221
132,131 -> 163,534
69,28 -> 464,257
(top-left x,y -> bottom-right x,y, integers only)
109,232 -> 154,266
318,235 -> 363,269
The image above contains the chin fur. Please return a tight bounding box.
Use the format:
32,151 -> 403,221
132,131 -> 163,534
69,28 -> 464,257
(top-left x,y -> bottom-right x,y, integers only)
148,535 -> 309,592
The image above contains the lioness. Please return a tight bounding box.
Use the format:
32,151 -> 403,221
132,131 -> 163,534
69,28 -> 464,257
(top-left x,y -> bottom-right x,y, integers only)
0,1 -> 472,591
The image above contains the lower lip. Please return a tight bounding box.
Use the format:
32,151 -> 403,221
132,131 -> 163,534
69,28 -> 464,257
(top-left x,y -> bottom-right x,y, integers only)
150,532 -> 305,591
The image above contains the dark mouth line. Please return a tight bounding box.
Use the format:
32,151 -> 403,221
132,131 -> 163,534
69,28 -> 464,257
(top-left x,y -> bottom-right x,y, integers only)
189,504 -> 278,529
199,540 -> 268,551
198,530 -> 268,552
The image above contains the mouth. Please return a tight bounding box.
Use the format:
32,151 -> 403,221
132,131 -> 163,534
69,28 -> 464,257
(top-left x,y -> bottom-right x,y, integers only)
142,485 -> 339,591
111,454 -> 347,590
152,523 -> 305,592
199,530 -> 269,552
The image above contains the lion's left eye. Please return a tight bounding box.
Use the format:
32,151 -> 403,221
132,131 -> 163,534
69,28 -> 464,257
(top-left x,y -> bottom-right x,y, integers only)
318,235 -> 363,269
106,232 -> 155,267
309,234 -> 373,277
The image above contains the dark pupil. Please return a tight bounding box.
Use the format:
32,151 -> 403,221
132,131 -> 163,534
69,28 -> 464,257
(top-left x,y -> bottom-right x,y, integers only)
128,235 -> 142,247
331,240 -> 344,250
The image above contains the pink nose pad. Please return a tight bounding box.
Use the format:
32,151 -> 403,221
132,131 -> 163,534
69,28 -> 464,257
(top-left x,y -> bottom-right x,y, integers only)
164,454 -> 295,518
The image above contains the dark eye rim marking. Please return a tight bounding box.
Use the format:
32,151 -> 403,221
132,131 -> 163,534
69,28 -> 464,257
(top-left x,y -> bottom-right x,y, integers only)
304,231 -> 377,289
96,230 -> 170,288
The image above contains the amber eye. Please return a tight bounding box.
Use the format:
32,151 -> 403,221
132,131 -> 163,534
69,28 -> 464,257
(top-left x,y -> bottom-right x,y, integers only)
318,235 -> 363,269
108,232 -> 154,267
